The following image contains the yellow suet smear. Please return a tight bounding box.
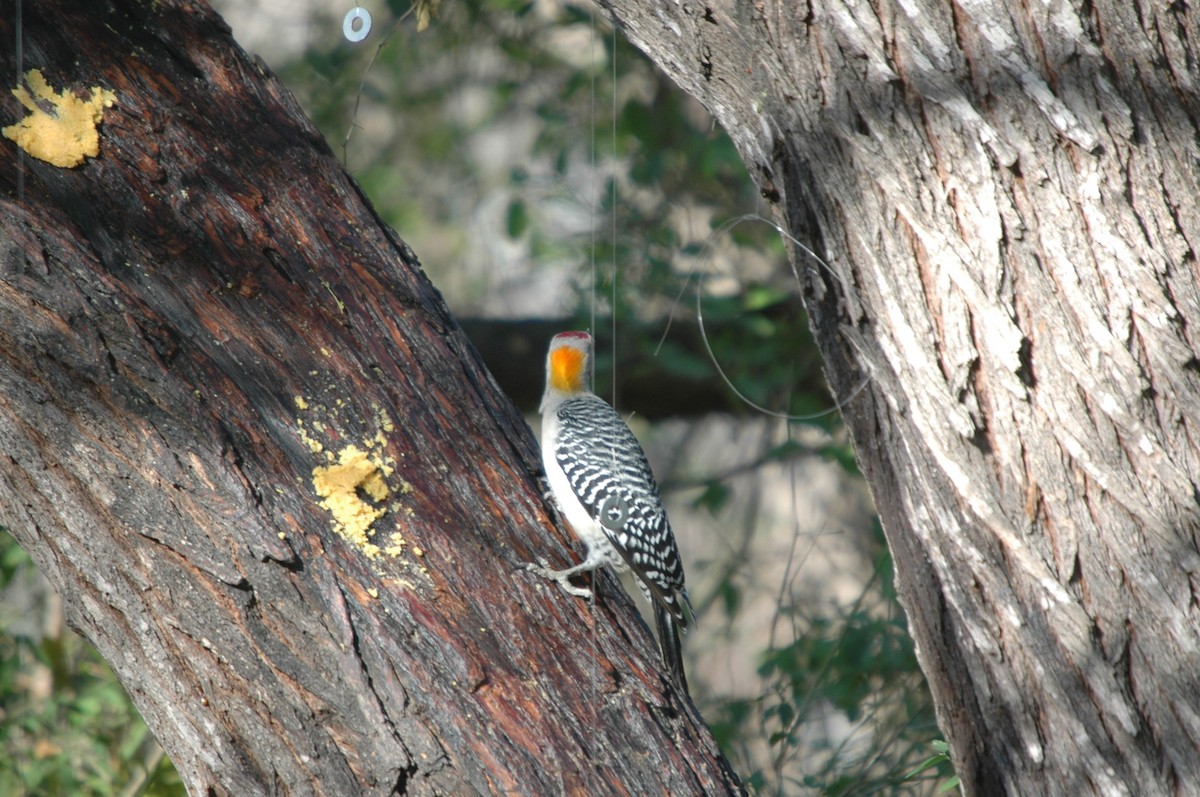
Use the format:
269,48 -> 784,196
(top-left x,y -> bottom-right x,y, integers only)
549,347 -> 586,393
2,69 -> 115,168
312,445 -> 392,558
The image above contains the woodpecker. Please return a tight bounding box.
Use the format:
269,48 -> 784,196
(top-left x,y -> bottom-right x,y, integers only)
526,330 -> 693,692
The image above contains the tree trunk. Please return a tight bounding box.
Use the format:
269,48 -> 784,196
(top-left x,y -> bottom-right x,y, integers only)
601,0 -> 1200,794
0,2 -> 741,794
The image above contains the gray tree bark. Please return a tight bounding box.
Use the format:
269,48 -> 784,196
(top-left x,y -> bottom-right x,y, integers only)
600,0 -> 1200,794
0,1 -> 741,794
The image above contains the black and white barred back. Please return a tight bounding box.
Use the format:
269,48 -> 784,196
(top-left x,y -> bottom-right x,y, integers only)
552,393 -> 690,624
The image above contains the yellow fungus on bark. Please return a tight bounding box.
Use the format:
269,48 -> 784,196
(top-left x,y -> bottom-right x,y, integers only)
3,69 -> 116,168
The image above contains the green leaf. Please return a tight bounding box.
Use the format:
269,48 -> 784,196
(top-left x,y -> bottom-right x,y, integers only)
118,722 -> 149,759
937,775 -> 962,793
694,481 -> 731,514
742,284 -> 788,311
505,198 -> 529,238
903,753 -> 946,780
718,579 -> 740,617
761,439 -> 806,463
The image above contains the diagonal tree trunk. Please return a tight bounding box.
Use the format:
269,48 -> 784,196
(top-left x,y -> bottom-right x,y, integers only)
600,0 -> 1200,794
0,1 -> 741,794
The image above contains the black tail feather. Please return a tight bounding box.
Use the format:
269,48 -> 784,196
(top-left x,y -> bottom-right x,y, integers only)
655,602 -> 689,694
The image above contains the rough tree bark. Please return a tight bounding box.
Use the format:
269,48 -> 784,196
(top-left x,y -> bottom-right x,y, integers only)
601,0 -> 1200,795
0,1 -> 741,795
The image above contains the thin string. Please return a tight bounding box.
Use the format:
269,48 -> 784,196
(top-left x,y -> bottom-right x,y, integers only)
15,0 -> 23,203
588,8 -> 598,337
609,20 -> 618,407
658,213 -> 871,421
341,5 -> 416,167
586,3 -> 601,774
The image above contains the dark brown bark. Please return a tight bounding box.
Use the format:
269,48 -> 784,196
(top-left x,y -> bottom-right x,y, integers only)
601,0 -> 1200,794
0,2 -> 740,794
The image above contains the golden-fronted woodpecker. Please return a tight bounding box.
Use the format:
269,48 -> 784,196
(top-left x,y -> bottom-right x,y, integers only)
526,331 -> 692,691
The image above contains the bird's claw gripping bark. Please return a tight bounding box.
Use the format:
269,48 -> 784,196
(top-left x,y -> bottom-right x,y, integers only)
522,558 -> 594,599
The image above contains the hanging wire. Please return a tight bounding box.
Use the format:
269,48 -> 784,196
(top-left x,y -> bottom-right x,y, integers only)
587,8 -> 598,338
15,0 -> 24,203
657,213 -> 871,421
342,4 -> 416,167
609,22 -> 618,406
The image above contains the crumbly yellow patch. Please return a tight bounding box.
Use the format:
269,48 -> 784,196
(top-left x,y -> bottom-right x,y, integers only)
296,419 -> 324,455
297,396 -> 417,563
312,445 -> 393,558
383,531 -> 407,557
3,69 -> 115,168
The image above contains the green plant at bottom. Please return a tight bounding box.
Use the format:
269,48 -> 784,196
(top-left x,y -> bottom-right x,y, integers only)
0,530 -> 184,797
707,544 -> 959,796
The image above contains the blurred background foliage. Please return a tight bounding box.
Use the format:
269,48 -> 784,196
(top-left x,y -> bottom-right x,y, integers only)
0,531 -> 183,797
0,0 -> 954,793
